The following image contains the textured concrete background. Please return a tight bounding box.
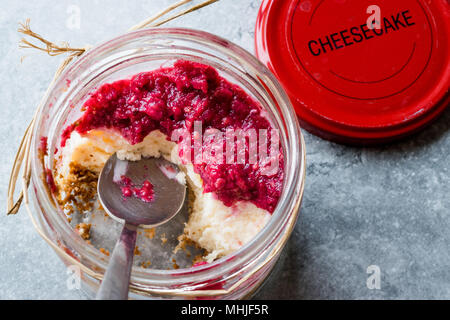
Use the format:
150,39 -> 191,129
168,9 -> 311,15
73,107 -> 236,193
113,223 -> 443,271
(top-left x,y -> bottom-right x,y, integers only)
0,0 -> 449,300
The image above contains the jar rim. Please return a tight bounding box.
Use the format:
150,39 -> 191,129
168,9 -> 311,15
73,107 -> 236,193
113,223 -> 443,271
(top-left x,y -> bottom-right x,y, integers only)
30,27 -> 306,289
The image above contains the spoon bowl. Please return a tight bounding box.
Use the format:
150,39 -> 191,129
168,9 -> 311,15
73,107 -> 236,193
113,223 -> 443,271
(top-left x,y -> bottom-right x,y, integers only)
95,153 -> 186,300
98,154 -> 186,227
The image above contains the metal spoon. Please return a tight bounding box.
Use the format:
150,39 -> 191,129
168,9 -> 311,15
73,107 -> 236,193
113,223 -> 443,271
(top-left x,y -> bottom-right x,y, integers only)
95,154 -> 186,300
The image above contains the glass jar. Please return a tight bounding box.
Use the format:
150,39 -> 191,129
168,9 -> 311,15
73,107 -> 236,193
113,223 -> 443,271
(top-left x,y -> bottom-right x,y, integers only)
29,28 -> 306,299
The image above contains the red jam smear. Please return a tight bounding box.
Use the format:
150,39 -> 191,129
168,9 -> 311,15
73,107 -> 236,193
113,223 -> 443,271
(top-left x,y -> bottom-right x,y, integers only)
45,169 -> 58,193
39,136 -> 58,194
118,175 -> 154,203
62,60 -> 283,212
39,137 -> 48,155
192,261 -> 208,268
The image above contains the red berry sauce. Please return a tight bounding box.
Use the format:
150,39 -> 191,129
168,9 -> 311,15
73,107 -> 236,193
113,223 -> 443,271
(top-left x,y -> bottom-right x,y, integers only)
45,169 -> 58,193
118,175 -> 154,203
62,60 -> 283,212
39,136 -> 48,155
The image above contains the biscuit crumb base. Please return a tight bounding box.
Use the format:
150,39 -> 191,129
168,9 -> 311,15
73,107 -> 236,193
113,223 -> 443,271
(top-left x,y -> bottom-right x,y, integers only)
160,233 -> 167,245
75,223 -> 91,240
56,163 -> 98,216
143,228 -> 156,239
99,248 -> 110,256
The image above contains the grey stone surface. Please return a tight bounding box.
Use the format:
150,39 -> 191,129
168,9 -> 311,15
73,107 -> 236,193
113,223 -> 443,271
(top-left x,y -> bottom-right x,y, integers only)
0,0 -> 448,300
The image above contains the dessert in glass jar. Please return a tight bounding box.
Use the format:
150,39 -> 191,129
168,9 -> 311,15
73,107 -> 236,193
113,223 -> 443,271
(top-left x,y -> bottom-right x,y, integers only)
30,28 -> 305,299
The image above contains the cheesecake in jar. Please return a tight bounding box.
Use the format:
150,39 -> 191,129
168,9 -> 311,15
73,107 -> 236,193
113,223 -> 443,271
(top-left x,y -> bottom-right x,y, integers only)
55,60 -> 284,262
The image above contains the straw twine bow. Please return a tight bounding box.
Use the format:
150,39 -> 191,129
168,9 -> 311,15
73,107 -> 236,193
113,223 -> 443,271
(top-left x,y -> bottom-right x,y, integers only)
7,0 -> 218,215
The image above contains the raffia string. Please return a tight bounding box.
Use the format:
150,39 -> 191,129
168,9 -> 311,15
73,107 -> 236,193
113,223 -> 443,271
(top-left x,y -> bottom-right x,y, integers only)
129,0 -> 192,31
19,19 -> 86,56
144,0 -> 219,27
7,0 -> 218,215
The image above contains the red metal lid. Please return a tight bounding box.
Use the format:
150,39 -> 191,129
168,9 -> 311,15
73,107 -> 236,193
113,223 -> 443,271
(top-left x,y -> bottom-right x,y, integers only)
255,0 -> 450,144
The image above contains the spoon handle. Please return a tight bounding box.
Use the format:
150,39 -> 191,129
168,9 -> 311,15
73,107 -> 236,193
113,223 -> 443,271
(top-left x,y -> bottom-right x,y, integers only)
96,223 -> 137,300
